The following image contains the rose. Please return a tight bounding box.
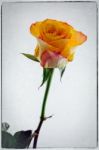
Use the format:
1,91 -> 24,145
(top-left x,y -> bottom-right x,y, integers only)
30,19 -> 87,68
23,19 -> 87,148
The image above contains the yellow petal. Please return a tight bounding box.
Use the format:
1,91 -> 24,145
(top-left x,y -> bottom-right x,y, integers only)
69,31 -> 87,47
67,52 -> 75,61
34,45 -> 39,58
50,39 -> 68,49
61,31 -> 87,59
30,22 -> 41,37
37,38 -> 60,54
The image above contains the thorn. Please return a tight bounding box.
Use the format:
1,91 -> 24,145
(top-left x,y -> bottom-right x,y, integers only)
44,115 -> 54,120
38,83 -> 43,90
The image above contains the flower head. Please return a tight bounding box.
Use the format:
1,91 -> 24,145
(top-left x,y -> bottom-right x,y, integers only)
30,19 -> 87,68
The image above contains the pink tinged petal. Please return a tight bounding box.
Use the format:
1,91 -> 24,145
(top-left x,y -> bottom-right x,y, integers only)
41,51 -> 67,69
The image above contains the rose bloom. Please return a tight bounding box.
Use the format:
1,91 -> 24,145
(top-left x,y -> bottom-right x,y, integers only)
30,19 -> 87,68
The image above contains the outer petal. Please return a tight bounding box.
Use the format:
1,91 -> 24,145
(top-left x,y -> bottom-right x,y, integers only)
30,21 -> 41,37
67,51 -> 75,61
41,50 -> 67,68
69,31 -> 87,47
34,45 -> 40,58
61,31 -> 87,60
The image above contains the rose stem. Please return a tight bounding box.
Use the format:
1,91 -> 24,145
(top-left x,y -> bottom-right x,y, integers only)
33,69 -> 54,148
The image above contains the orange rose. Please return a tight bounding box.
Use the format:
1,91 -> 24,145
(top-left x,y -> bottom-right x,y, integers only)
30,19 -> 87,68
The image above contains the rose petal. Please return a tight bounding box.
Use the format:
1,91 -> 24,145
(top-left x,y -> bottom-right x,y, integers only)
34,45 -> 40,58
49,39 -> 68,50
37,38 -> 60,56
41,51 -> 67,68
69,31 -> 87,47
30,22 -> 41,37
61,31 -> 87,60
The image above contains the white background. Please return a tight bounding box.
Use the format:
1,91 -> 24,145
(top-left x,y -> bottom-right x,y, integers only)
1,1 -> 97,148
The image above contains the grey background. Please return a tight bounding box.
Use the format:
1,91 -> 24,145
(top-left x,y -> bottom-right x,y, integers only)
1,1 -> 97,148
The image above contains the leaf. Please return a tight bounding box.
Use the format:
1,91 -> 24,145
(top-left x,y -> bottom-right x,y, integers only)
60,67 -> 66,80
22,53 -> 39,62
2,122 -> 10,131
2,131 -> 15,148
2,130 -> 32,148
13,130 -> 32,148
40,68 -> 53,87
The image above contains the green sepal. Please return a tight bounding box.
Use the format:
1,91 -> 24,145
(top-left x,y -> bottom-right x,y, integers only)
22,53 -> 39,62
40,68 -> 53,87
59,67 -> 66,81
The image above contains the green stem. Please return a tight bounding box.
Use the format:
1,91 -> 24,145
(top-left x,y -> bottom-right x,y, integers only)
33,69 -> 54,148
40,69 -> 54,119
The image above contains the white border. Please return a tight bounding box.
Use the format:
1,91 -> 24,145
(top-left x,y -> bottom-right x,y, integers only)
0,0 -> 98,150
